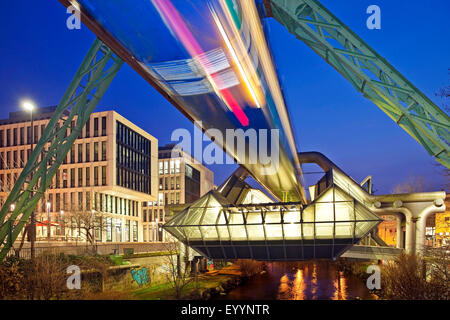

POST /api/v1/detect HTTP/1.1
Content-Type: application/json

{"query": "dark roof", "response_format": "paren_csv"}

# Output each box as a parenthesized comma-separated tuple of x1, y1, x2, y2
(0, 106, 64, 125)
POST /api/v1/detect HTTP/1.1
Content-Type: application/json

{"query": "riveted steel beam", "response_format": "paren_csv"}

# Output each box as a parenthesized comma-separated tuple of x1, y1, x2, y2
(266, 0, 450, 168)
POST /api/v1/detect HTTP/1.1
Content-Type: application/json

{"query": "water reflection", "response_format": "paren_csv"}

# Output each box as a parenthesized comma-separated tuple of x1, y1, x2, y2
(216, 261, 375, 300)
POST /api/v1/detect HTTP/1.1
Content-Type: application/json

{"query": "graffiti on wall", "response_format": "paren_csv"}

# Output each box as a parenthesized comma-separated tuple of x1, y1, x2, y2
(131, 267, 149, 286)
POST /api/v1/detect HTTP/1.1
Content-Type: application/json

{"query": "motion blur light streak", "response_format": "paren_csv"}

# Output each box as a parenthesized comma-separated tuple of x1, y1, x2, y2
(68, 0, 305, 202)
(239, 0, 300, 173)
(210, 2, 263, 109)
(152, 0, 249, 126)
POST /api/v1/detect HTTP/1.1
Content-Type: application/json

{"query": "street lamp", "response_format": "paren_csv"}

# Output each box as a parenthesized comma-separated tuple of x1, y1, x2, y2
(22, 100, 36, 259)
(22, 101, 35, 112)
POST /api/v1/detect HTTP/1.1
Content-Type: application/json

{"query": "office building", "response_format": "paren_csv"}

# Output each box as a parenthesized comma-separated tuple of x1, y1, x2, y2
(142, 144, 214, 242)
(0, 107, 158, 243)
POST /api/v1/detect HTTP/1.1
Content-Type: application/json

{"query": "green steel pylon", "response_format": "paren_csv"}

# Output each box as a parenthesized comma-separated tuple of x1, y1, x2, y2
(0, 38, 123, 261)
(266, 0, 450, 168)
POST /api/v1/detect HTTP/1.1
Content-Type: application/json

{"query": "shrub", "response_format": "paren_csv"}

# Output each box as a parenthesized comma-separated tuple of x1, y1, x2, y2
(0, 253, 116, 300)
(0, 256, 26, 299)
(235, 259, 263, 277)
(380, 250, 450, 300)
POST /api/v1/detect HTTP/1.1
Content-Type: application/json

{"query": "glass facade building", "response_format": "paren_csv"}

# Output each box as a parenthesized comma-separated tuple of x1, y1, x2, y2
(0, 109, 157, 244)
(164, 169, 381, 260)
(116, 121, 152, 194)
(184, 164, 200, 204)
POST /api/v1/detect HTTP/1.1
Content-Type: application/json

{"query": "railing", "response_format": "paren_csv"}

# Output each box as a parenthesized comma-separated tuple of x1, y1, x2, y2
(6, 242, 170, 260)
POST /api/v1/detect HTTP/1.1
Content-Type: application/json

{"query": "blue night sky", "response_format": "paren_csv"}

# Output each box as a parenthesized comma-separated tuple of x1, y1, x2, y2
(0, 0, 448, 194)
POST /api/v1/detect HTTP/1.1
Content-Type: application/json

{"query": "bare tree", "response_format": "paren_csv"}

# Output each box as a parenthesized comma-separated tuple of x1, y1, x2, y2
(434, 162, 450, 191)
(161, 240, 194, 299)
(63, 204, 105, 247)
(392, 175, 426, 194)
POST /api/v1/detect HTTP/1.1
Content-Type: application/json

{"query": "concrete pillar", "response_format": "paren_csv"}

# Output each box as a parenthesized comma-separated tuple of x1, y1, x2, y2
(415, 201, 445, 254)
(396, 215, 404, 249)
(405, 217, 415, 254)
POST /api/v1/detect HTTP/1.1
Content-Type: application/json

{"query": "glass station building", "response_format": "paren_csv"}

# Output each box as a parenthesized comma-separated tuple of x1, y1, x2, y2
(164, 169, 381, 260)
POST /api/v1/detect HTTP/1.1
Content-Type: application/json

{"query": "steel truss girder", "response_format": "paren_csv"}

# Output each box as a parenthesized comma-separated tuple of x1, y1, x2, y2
(0, 38, 123, 261)
(267, 0, 450, 168)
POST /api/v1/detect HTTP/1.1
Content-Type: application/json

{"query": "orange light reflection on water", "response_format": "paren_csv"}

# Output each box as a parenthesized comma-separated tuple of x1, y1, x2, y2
(332, 271, 348, 300)
(292, 269, 306, 300)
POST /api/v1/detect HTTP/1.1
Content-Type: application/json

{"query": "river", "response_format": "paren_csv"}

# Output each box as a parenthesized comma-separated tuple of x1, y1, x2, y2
(216, 260, 376, 300)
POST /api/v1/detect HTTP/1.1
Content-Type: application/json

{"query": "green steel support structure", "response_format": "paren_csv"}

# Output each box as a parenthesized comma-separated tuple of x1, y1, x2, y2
(0, 38, 123, 261)
(265, 0, 450, 168)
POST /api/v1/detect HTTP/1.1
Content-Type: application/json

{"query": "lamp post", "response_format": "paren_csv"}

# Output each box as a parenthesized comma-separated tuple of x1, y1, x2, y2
(8, 204, 15, 247)
(91, 209, 96, 245)
(46, 202, 51, 241)
(60, 210, 65, 241)
(155, 218, 159, 242)
(22, 100, 36, 259)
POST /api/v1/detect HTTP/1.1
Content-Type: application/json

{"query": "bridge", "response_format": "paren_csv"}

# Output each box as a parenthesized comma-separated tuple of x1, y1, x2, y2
(0, 0, 448, 261)
(165, 151, 445, 261)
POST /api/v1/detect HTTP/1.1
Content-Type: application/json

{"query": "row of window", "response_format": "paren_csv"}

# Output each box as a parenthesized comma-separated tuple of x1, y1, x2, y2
(117, 121, 150, 154)
(33, 191, 92, 213)
(159, 176, 181, 190)
(117, 167, 151, 194)
(0, 140, 107, 171)
(185, 164, 200, 204)
(105, 218, 138, 242)
(0, 149, 30, 169)
(7, 191, 140, 218)
(159, 159, 181, 175)
(64, 116, 108, 140)
(95, 192, 139, 217)
(0, 116, 107, 148)
(117, 144, 149, 174)
(0, 166, 105, 192)
(157, 192, 181, 206)
(143, 225, 164, 242)
(0, 124, 44, 147)
(32, 216, 138, 243)
(65, 141, 107, 164)
(142, 208, 165, 223)
(159, 149, 182, 159)
(116, 121, 152, 194)
(47, 166, 107, 189)
(0, 172, 18, 192)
